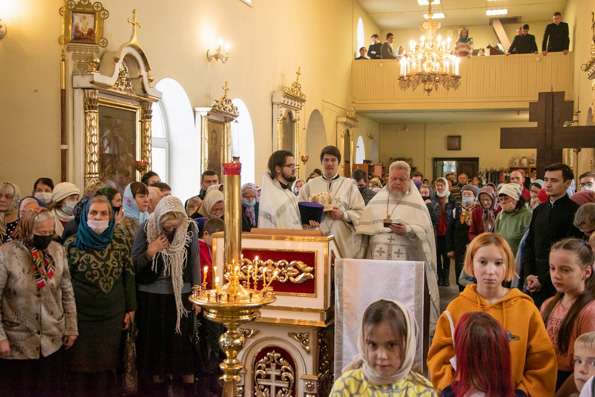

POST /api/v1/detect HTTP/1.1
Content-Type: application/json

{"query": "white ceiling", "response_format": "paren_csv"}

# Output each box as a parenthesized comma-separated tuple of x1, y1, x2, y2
(358, 0, 567, 29)
(361, 109, 530, 123)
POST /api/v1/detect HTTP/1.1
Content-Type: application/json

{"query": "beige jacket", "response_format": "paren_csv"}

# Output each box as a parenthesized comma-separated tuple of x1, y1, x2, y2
(0, 240, 78, 359)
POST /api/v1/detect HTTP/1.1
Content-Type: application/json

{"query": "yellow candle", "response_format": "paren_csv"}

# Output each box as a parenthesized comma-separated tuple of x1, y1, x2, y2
(203, 266, 208, 285)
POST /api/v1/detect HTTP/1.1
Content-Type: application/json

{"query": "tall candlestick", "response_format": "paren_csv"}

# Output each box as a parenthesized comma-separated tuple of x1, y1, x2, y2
(203, 266, 208, 288)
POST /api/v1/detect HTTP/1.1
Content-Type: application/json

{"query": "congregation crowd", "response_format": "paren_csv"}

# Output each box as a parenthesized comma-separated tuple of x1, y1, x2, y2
(355, 12, 570, 60)
(1, 141, 594, 397)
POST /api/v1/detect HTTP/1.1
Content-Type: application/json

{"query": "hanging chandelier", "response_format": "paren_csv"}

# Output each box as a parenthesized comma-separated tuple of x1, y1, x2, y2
(399, 2, 461, 94)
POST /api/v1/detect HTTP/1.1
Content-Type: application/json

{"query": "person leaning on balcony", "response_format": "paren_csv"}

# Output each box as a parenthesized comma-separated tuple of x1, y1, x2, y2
(542, 11, 569, 55)
(355, 47, 369, 60)
(381, 32, 397, 59)
(368, 33, 382, 59)
(508, 24, 538, 54)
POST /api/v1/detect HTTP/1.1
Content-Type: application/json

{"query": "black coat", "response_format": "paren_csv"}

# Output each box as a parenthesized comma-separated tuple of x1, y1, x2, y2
(368, 43, 382, 59)
(521, 195, 582, 306)
(509, 34, 538, 54)
(542, 22, 570, 52)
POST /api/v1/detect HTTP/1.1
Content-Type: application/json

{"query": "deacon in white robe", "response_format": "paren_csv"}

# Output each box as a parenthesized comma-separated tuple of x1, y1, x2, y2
(357, 160, 440, 329)
(258, 150, 302, 229)
(298, 146, 365, 258)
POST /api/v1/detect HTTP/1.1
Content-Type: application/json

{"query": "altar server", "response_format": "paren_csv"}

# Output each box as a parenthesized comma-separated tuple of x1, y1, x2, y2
(258, 150, 302, 229)
(298, 146, 365, 258)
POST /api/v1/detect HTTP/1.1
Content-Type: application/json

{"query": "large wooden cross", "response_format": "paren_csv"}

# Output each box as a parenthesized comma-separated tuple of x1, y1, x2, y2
(500, 91, 595, 177)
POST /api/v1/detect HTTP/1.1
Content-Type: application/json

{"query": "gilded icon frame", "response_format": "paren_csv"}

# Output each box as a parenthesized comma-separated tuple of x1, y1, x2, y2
(60, 0, 109, 47)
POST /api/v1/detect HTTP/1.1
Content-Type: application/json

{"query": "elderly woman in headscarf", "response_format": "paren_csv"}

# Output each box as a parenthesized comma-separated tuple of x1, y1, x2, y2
(242, 183, 259, 231)
(132, 195, 200, 396)
(468, 186, 500, 240)
(494, 183, 532, 256)
(64, 195, 136, 396)
(121, 182, 150, 241)
(430, 177, 456, 286)
(0, 208, 77, 396)
(0, 182, 21, 244)
(196, 189, 225, 234)
(50, 182, 81, 239)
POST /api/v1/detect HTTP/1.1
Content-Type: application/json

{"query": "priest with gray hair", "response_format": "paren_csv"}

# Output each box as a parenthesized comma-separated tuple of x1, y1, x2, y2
(357, 161, 440, 328)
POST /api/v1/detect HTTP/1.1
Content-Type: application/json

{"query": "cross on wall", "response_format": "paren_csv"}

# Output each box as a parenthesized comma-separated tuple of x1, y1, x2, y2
(500, 91, 595, 177)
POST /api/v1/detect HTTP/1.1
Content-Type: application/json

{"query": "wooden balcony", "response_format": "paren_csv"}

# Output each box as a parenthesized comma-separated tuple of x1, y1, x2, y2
(351, 52, 574, 111)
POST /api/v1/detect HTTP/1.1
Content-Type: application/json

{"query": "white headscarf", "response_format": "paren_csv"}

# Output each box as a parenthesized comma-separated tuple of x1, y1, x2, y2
(146, 195, 191, 333)
(199, 189, 224, 218)
(345, 299, 418, 385)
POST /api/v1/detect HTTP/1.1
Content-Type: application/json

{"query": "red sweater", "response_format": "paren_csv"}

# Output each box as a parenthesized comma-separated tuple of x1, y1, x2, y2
(199, 240, 213, 289)
(468, 205, 501, 241)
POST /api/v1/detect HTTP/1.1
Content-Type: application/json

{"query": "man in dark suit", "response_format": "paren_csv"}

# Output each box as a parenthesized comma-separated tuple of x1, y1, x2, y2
(542, 12, 570, 54)
(367, 34, 382, 59)
(522, 163, 583, 307)
(508, 24, 538, 54)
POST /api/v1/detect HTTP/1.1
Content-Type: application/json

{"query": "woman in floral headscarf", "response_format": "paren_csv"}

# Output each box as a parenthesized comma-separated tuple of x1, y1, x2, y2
(132, 195, 200, 396)
(0, 182, 21, 244)
(64, 195, 136, 396)
(121, 182, 150, 241)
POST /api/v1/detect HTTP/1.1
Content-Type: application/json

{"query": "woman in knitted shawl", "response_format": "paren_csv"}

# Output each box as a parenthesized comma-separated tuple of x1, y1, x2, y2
(132, 195, 200, 397)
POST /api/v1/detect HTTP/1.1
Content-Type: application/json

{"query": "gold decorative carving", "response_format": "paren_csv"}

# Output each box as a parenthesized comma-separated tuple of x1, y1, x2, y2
(84, 89, 101, 186)
(317, 327, 334, 397)
(114, 63, 134, 93)
(254, 351, 295, 397)
(301, 375, 319, 397)
(288, 332, 311, 353)
(240, 258, 314, 284)
(210, 81, 239, 118)
(282, 67, 306, 102)
(70, 45, 101, 74)
(126, 9, 141, 47)
(582, 12, 595, 80)
(140, 101, 153, 171)
(239, 327, 259, 339)
(59, 0, 109, 48)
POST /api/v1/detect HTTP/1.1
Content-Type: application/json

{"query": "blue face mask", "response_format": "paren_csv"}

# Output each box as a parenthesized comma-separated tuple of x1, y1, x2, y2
(243, 198, 256, 207)
(462, 196, 475, 207)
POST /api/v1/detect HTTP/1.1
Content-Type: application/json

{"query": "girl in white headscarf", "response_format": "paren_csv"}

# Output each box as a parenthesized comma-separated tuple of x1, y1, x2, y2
(330, 299, 436, 396)
(132, 195, 200, 396)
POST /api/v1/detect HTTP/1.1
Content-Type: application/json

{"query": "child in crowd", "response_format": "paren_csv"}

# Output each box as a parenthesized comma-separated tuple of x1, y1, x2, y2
(428, 233, 557, 396)
(441, 311, 519, 397)
(330, 299, 436, 396)
(541, 238, 595, 391)
(572, 331, 595, 397)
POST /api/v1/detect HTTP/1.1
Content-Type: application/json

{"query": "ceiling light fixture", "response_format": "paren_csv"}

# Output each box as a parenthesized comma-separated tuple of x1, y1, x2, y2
(486, 9, 508, 16)
(399, 1, 461, 94)
(424, 12, 445, 19)
(417, 0, 440, 5)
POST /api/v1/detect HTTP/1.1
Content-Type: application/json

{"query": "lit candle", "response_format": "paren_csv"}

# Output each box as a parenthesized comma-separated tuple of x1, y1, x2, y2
(215, 276, 221, 293)
(203, 266, 208, 286)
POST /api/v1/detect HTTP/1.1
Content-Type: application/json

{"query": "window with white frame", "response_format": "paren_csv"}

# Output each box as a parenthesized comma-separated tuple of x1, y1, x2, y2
(355, 136, 366, 163)
(231, 98, 255, 185)
(356, 17, 365, 56)
(151, 101, 169, 183)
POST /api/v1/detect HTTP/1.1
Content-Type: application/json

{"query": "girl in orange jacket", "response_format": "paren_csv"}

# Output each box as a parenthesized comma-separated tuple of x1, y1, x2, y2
(428, 232, 557, 396)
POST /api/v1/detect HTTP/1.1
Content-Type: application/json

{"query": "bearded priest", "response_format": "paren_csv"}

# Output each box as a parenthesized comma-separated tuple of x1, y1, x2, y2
(357, 160, 440, 328)
(298, 146, 365, 258)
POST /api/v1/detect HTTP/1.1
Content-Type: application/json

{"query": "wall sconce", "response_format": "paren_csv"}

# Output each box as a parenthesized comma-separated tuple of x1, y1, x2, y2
(0, 19, 7, 40)
(207, 38, 231, 63)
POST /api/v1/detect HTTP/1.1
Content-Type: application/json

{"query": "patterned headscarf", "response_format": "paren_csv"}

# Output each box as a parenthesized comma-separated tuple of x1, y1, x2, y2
(123, 183, 149, 224)
(73, 197, 116, 251)
(146, 195, 191, 333)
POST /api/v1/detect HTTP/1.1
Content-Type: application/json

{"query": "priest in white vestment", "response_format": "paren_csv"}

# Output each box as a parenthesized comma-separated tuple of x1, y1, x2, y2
(258, 150, 302, 229)
(357, 160, 440, 328)
(298, 146, 365, 258)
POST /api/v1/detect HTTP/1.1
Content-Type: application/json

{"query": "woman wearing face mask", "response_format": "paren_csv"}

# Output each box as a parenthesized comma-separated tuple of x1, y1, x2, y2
(64, 196, 136, 396)
(494, 184, 532, 257)
(50, 182, 81, 239)
(195, 189, 225, 235)
(121, 182, 150, 242)
(430, 178, 456, 287)
(132, 196, 200, 397)
(0, 182, 21, 244)
(241, 183, 259, 231)
(0, 209, 78, 395)
(32, 177, 54, 208)
(468, 187, 500, 241)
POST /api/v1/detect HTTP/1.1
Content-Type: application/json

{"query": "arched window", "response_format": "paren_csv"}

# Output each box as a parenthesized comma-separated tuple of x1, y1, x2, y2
(153, 78, 200, 200)
(355, 136, 366, 163)
(356, 17, 365, 55)
(231, 98, 255, 185)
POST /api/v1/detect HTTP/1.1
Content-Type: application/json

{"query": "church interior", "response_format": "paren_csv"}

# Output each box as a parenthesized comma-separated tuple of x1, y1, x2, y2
(1, 0, 595, 396)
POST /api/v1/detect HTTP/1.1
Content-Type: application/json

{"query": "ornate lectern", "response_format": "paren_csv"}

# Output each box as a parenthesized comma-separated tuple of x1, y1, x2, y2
(211, 230, 340, 397)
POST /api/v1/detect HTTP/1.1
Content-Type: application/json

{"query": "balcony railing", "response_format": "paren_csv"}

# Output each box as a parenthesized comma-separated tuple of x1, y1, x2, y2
(352, 52, 574, 111)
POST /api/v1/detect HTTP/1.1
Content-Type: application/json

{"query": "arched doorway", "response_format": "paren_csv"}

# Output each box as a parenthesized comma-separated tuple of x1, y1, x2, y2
(231, 98, 256, 185)
(305, 110, 326, 176)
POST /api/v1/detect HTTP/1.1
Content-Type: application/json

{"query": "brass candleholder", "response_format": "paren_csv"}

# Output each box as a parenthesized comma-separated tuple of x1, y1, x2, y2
(189, 161, 277, 397)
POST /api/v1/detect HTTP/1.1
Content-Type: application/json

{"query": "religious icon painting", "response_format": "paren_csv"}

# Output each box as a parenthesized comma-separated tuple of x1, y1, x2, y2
(59, 0, 109, 47)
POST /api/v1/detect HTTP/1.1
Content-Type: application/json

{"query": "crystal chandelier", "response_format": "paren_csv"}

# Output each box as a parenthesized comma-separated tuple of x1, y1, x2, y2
(399, 2, 461, 94)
